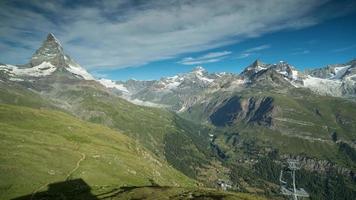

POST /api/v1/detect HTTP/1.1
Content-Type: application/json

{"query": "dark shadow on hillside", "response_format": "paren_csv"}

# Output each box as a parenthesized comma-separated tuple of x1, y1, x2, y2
(12, 178, 99, 200)
(97, 179, 165, 199)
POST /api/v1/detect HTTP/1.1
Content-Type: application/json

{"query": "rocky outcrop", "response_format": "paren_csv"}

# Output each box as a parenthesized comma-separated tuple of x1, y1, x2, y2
(210, 96, 243, 126)
(31, 33, 66, 68)
(209, 96, 274, 127)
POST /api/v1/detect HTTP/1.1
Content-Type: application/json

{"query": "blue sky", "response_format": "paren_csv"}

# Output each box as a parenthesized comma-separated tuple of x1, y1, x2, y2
(0, 0, 356, 80)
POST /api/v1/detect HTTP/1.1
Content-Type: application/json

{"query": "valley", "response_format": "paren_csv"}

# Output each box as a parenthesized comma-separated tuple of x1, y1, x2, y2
(0, 33, 355, 200)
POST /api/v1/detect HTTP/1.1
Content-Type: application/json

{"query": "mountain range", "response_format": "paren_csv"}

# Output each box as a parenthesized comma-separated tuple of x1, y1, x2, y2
(111, 58, 356, 111)
(1, 34, 355, 200)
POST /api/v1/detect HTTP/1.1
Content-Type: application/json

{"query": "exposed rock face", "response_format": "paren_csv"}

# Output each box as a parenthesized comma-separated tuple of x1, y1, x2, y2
(246, 97, 274, 125)
(210, 96, 242, 126)
(31, 33, 66, 67)
(210, 96, 274, 127)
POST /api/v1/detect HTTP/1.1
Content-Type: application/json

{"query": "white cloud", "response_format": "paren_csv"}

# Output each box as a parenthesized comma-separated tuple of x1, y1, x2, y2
(291, 50, 311, 55)
(332, 44, 356, 53)
(0, 0, 353, 69)
(179, 51, 231, 65)
(237, 53, 251, 59)
(245, 45, 271, 53)
(237, 44, 270, 59)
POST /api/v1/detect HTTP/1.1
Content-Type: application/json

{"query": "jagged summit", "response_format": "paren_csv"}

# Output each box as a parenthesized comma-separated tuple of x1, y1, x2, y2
(31, 33, 65, 67)
(252, 59, 264, 67)
(241, 59, 268, 78)
(46, 33, 60, 44)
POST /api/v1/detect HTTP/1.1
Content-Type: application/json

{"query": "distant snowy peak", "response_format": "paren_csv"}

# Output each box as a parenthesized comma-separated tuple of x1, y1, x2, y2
(241, 60, 268, 78)
(308, 61, 356, 80)
(156, 75, 184, 90)
(151, 66, 217, 91)
(273, 61, 300, 81)
(302, 60, 356, 97)
(186, 66, 216, 83)
(241, 60, 302, 83)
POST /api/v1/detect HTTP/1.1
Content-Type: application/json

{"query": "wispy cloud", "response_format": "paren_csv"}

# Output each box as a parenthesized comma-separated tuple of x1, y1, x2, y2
(245, 45, 271, 53)
(0, 0, 355, 69)
(179, 51, 231, 65)
(237, 53, 251, 59)
(237, 44, 270, 59)
(291, 49, 310, 55)
(332, 44, 356, 52)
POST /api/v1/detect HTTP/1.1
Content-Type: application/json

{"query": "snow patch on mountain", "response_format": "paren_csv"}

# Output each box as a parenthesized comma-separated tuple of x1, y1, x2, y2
(98, 79, 129, 93)
(158, 75, 184, 90)
(332, 65, 351, 79)
(303, 76, 343, 96)
(256, 65, 267, 72)
(191, 66, 215, 83)
(63, 56, 94, 80)
(66, 64, 94, 80)
(9, 77, 24, 82)
(291, 70, 299, 80)
(0, 62, 57, 77)
(129, 98, 167, 108)
(197, 74, 214, 83)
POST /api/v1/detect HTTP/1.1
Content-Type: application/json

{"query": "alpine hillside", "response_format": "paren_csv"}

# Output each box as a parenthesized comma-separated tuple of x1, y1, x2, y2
(1, 34, 355, 200)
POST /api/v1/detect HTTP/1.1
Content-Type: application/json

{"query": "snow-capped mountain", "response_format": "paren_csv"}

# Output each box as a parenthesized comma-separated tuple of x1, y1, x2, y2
(0, 33, 355, 111)
(148, 66, 219, 92)
(115, 59, 355, 111)
(240, 60, 268, 78)
(238, 59, 355, 97)
(242, 60, 302, 84)
(303, 60, 356, 97)
(307, 60, 356, 80)
(0, 33, 94, 81)
(103, 67, 231, 108)
(114, 66, 237, 110)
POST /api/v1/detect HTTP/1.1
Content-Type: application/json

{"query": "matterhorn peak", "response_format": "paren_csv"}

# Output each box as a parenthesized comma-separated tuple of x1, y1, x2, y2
(31, 33, 65, 67)
(46, 33, 62, 46)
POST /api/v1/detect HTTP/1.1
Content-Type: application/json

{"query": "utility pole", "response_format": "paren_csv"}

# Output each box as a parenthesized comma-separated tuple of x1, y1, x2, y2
(280, 159, 309, 200)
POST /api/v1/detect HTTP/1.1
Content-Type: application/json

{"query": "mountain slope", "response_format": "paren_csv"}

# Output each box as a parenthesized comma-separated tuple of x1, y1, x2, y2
(0, 34, 217, 188)
(181, 87, 356, 160)
(177, 91, 356, 198)
(0, 104, 196, 200)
